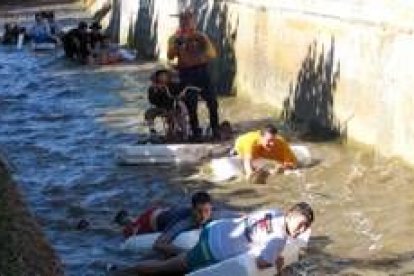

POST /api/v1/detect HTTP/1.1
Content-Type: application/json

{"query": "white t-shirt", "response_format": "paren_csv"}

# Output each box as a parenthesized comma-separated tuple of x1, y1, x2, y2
(207, 209, 287, 264)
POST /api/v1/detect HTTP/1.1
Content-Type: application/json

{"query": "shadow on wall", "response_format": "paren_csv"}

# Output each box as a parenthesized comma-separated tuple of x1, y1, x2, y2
(130, 0, 159, 60)
(106, 0, 121, 43)
(91, 1, 112, 23)
(182, 0, 238, 95)
(282, 37, 342, 141)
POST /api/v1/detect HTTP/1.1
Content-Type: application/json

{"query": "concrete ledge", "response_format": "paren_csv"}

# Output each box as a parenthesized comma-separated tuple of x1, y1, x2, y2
(0, 161, 63, 275)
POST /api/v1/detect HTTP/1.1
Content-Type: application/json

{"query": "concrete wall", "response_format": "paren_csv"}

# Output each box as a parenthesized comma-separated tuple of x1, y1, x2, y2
(87, 0, 414, 165)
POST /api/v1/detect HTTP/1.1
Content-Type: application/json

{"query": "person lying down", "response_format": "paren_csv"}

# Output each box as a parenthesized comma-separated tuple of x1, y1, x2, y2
(116, 202, 314, 275)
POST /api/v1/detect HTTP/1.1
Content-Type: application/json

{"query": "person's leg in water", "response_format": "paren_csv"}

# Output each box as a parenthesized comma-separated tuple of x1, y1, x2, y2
(115, 207, 162, 238)
(115, 226, 216, 275)
(115, 253, 187, 275)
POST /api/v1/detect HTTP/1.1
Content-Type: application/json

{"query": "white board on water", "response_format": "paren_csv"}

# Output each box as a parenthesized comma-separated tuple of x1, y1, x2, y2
(116, 144, 216, 165)
(121, 228, 311, 275)
(187, 229, 311, 276)
(210, 145, 312, 182)
(32, 42, 56, 51)
(121, 229, 201, 254)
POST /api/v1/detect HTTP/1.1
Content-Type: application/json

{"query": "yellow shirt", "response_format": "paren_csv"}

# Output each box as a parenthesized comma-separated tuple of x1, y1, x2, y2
(235, 131, 297, 166)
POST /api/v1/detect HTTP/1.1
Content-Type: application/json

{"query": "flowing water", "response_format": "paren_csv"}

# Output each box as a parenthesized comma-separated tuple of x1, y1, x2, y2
(1, 43, 414, 276)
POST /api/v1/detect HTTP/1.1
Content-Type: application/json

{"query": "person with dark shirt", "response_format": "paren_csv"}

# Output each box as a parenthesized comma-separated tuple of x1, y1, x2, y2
(144, 69, 183, 136)
(88, 21, 106, 63)
(117, 191, 213, 257)
(62, 21, 89, 62)
(2, 23, 18, 45)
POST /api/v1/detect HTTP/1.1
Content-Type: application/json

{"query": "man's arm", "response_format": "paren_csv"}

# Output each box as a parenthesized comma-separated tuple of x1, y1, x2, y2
(255, 238, 285, 271)
(256, 257, 272, 269)
(201, 33, 217, 60)
(167, 36, 178, 60)
(153, 236, 183, 257)
(281, 140, 298, 169)
(153, 219, 191, 257)
(243, 155, 255, 180)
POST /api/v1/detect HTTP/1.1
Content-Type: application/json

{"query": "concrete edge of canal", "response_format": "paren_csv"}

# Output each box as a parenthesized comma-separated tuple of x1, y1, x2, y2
(0, 157, 63, 276)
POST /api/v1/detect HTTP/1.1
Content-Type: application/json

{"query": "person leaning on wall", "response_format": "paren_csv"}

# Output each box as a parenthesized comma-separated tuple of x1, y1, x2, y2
(167, 9, 219, 141)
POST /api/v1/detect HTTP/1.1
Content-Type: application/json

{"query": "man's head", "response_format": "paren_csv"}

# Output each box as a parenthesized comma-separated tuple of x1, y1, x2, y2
(35, 13, 42, 23)
(90, 22, 102, 33)
(178, 9, 196, 33)
(285, 202, 314, 238)
(78, 21, 88, 32)
(46, 11, 55, 22)
(151, 69, 171, 85)
(191, 191, 212, 225)
(260, 124, 278, 150)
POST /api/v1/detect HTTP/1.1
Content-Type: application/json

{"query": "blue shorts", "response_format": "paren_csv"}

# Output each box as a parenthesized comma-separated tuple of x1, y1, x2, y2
(186, 226, 217, 272)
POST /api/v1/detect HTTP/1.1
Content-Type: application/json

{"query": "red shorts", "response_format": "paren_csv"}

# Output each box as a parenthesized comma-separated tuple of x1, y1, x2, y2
(123, 207, 158, 238)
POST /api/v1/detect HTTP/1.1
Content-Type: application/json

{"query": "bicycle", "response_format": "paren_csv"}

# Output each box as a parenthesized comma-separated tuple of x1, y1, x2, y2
(164, 85, 201, 142)
(145, 85, 201, 143)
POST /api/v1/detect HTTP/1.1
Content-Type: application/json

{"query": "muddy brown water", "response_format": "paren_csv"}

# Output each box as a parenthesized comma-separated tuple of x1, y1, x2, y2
(1, 42, 414, 276)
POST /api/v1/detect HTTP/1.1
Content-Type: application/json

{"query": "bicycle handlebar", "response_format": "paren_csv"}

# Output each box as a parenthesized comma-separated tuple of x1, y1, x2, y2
(178, 86, 202, 98)
(155, 85, 202, 100)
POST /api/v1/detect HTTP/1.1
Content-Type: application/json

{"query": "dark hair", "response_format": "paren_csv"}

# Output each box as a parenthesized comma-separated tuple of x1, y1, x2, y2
(40, 11, 49, 18)
(289, 202, 314, 226)
(78, 21, 88, 30)
(261, 124, 278, 136)
(179, 9, 194, 20)
(89, 21, 102, 30)
(191, 191, 211, 207)
(150, 69, 171, 83)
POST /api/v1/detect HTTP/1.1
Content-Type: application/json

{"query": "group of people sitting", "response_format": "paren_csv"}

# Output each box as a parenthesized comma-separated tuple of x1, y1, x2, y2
(1, 11, 61, 46)
(62, 21, 132, 65)
(1, 12, 131, 65)
(1, 22, 25, 45)
(114, 191, 314, 275)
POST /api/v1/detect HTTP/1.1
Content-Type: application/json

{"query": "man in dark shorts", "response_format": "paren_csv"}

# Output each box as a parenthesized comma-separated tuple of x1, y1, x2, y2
(117, 191, 213, 257)
(167, 10, 219, 140)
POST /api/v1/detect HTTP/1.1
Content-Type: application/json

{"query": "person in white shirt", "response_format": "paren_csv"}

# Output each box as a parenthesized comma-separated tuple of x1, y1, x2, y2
(117, 202, 314, 275)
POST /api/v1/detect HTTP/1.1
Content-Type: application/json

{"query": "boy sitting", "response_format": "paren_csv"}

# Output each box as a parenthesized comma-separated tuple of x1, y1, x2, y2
(144, 69, 183, 138)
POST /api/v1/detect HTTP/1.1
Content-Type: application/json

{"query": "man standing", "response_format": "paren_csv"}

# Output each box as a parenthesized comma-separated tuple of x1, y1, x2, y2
(167, 10, 219, 140)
